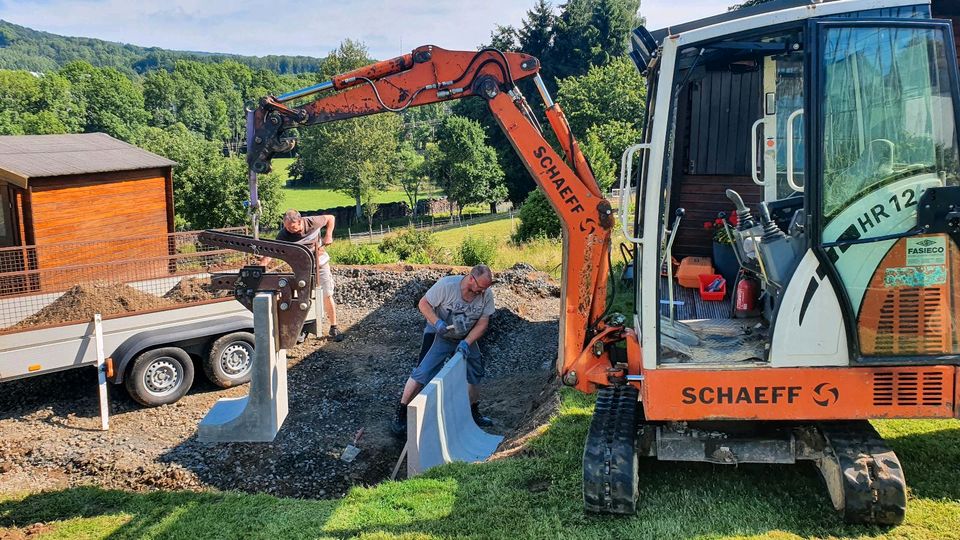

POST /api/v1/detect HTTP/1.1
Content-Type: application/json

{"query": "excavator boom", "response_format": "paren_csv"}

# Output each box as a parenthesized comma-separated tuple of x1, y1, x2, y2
(246, 46, 621, 392)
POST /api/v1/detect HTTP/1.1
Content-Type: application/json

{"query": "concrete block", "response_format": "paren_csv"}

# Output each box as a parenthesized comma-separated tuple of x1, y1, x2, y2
(407, 352, 503, 477)
(198, 292, 288, 442)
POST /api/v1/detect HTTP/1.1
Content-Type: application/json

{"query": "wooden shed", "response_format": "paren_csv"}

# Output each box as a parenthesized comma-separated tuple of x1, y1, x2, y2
(0, 133, 176, 292)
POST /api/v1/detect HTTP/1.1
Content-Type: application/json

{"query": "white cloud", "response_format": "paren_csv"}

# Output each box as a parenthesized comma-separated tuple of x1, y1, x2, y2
(0, 0, 530, 59)
(0, 0, 735, 60)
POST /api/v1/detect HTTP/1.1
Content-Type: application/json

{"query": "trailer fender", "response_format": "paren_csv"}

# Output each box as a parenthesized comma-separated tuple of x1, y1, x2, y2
(109, 316, 254, 384)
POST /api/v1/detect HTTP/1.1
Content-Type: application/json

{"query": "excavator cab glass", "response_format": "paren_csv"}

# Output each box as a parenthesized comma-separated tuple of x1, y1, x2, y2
(812, 19, 960, 359)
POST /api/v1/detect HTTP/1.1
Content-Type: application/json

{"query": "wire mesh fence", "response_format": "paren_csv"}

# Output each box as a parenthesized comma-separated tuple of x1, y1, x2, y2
(0, 228, 253, 332)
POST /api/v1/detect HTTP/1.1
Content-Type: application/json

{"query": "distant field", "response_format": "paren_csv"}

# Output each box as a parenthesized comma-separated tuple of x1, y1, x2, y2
(274, 157, 441, 211)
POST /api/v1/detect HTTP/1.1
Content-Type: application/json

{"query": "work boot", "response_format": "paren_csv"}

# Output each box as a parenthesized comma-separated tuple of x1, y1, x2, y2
(329, 325, 345, 342)
(471, 402, 494, 428)
(391, 402, 407, 437)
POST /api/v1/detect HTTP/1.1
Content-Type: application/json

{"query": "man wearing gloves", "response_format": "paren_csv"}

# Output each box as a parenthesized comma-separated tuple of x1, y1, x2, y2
(391, 264, 496, 436)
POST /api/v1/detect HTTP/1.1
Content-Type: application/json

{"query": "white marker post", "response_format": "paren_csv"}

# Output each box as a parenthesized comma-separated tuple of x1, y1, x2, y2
(93, 313, 109, 431)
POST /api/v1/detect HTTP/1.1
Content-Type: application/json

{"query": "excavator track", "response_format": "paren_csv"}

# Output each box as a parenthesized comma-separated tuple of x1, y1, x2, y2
(583, 385, 640, 514)
(816, 421, 907, 526)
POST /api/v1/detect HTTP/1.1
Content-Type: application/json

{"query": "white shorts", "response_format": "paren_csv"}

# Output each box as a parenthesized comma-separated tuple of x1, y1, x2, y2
(317, 263, 334, 297)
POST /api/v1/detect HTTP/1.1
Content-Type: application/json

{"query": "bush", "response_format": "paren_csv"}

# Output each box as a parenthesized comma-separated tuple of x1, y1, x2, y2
(379, 227, 436, 262)
(512, 189, 561, 243)
(459, 235, 498, 267)
(332, 244, 398, 265)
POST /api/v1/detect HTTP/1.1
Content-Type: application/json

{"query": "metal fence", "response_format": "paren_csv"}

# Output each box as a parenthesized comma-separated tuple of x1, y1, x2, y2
(346, 213, 496, 243)
(0, 228, 252, 332)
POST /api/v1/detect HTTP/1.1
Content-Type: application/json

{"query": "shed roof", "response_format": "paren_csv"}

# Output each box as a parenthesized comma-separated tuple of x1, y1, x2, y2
(0, 133, 176, 188)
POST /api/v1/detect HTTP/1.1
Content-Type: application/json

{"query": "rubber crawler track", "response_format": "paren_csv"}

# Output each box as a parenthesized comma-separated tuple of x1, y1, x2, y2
(583, 385, 640, 514)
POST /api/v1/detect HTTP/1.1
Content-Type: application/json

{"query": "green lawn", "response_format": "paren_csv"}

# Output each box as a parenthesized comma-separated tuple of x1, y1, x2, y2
(275, 158, 441, 211)
(1, 390, 957, 539)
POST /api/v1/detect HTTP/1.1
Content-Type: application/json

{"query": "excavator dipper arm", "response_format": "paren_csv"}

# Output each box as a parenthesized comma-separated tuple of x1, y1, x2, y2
(247, 45, 622, 392)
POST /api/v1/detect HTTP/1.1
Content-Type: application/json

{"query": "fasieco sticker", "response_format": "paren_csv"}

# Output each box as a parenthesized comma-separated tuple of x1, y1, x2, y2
(905, 237, 946, 266)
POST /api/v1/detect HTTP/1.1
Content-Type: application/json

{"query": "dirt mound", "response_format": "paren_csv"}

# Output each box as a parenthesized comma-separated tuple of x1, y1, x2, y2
(163, 277, 229, 303)
(16, 281, 172, 328)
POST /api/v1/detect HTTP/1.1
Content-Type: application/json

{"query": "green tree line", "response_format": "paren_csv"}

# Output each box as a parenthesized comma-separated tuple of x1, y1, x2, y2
(0, 20, 323, 76)
(0, 0, 649, 237)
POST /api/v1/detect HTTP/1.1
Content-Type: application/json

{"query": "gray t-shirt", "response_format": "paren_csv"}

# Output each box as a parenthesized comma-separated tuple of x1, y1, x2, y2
(424, 275, 495, 340)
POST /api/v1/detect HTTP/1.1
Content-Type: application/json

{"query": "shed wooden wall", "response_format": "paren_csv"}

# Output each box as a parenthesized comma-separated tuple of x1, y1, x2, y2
(27, 167, 173, 290)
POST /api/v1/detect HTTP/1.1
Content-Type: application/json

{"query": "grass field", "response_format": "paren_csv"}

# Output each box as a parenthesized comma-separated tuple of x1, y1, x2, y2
(1, 390, 957, 539)
(275, 158, 442, 211)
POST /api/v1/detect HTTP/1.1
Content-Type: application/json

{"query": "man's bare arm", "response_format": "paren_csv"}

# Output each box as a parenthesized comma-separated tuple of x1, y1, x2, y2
(418, 296, 441, 326)
(463, 316, 489, 345)
(322, 214, 335, 245)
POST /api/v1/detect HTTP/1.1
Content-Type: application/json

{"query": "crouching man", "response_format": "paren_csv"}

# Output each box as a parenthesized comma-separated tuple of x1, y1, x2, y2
(392, 264, 496, 436)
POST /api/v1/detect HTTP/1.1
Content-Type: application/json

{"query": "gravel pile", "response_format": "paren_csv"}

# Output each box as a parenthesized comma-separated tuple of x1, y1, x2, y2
(14, 281, 173, 328)
(0, 265, 562, 499)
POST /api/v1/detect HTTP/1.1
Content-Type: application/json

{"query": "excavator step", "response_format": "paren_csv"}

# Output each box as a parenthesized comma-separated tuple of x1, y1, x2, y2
(583, 385, 640, 514)
(816, 421, 907, 526)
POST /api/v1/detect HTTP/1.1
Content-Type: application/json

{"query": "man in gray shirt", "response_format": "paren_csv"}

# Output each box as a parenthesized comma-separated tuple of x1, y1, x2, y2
(392, 264, 496, 435)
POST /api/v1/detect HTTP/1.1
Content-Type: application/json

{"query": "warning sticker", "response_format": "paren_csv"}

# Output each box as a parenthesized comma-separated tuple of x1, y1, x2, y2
(905, 237, 946, 266)
(884, 265, 947, 288)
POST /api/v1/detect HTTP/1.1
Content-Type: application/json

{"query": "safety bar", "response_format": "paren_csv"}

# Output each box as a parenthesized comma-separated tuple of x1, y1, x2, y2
(619, 143, 650, 244)
(750, 118, 766, 186)
(786, 109, 804, 193)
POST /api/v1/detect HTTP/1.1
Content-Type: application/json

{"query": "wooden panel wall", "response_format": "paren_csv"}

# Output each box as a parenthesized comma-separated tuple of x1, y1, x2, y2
(672, 175, 763, 258)
(28, 168, 172, 288)
(687, 69, 761, 176)
(671, 68, 763, 258)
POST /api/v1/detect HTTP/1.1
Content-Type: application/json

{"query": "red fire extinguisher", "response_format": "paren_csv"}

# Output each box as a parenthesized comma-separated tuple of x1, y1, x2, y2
(733, 271, 760, 318)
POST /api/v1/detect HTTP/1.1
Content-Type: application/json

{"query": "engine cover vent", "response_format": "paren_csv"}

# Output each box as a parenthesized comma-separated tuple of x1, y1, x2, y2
(873, 370, 946, 407)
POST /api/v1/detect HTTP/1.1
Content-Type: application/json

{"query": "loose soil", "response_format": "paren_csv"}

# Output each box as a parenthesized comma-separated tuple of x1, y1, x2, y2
(0, 264, 561, 499)
(14, 281, 173, 328)
(162, 277, 230, 303)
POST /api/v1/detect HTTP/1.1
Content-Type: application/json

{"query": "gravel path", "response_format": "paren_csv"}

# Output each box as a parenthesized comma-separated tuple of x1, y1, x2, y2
(0, 265, 560, 499)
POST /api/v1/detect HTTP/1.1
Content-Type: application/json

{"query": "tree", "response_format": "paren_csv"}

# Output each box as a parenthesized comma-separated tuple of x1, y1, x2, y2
(729, 0, 773, 10)
(60, 61, 148, 141)
(291, 113, 404, 217)
(518, 0, 556, 61)
(320, 39, 373, 78)
(486, 25, 520, 52)
(581, 130, 617, 192)
(556, 56, 646, 174)
(132, 124, 283, 230)
(428, 116, 506, 219)
(513, 188, 562, 242)
(394, 142, 426, 218)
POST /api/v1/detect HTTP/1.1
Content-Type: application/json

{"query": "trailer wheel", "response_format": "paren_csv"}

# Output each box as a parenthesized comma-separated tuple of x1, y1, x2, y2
(125, 347, 195, 407)
(204, 332, 254, 388)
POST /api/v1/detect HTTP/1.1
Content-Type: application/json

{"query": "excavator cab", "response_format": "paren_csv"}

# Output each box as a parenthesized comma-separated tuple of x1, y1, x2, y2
(626, 0, 960, 371)
(594, 0, 960, 525)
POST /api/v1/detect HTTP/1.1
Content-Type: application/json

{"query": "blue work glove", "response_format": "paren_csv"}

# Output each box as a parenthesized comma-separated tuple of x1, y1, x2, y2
(433, 319, 448, 335)
(456, 340, 471, 357)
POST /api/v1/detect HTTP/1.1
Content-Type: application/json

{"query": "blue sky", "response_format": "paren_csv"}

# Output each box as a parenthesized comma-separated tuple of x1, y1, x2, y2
(0, 0, 734, 59)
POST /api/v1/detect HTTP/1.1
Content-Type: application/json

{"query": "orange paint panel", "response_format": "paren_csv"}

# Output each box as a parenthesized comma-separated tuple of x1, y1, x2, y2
(641, 365, 956, 421)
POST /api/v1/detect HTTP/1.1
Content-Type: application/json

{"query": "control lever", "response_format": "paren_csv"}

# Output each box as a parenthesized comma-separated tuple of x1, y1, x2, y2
(759, 202, 786, 241)
(725, 189, 756, 230)
(664, 208, 684, 322)
(199, 230, 316, 349)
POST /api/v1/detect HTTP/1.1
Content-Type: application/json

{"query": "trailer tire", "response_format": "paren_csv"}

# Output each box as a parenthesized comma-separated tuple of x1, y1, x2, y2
(204, 332, 254, 388)
(125, 347, 195, 407)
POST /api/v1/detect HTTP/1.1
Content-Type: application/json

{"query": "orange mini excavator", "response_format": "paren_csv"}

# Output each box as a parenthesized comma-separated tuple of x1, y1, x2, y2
(245, 0, 960, 525)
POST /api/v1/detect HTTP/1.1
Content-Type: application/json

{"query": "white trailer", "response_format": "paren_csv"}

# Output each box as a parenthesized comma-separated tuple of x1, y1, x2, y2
(0, 229, 320, 408)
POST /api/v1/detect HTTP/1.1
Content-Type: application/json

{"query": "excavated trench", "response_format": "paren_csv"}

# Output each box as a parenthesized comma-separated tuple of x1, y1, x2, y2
(0, 264, 562, 498)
